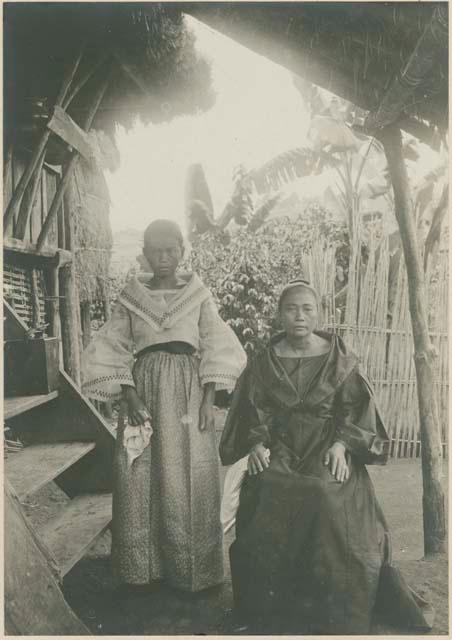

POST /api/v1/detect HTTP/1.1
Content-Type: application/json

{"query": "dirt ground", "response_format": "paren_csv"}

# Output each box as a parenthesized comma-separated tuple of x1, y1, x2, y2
(55, 453, 449, 636)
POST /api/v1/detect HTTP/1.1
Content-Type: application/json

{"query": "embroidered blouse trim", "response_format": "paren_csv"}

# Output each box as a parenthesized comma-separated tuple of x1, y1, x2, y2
(118, 273, 211, 330)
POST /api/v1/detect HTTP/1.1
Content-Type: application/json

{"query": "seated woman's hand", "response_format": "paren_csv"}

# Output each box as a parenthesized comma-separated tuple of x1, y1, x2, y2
(324, 441, 350, 483)
(248, 443, 271, 475)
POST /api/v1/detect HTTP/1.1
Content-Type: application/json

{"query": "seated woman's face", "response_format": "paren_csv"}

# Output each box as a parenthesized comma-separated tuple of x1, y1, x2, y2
(279, 288, 318, 338)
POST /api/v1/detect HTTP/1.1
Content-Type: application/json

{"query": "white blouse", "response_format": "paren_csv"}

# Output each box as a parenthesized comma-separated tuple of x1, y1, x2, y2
(81, 272, 247, 401)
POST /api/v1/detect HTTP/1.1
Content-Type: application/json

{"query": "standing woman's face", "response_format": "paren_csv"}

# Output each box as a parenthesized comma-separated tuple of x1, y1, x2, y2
(143, 237, 183, 278)
(279, 288, 318, 338)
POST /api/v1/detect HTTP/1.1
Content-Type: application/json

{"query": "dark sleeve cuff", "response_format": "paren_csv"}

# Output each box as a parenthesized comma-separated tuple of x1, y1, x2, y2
(247, 424, 270, 449)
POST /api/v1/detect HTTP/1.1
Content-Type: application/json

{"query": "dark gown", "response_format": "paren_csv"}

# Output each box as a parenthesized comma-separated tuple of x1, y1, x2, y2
(220, 331, 433, 634)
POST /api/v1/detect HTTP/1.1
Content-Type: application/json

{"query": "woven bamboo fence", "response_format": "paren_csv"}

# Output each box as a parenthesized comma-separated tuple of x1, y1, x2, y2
(300, 229, 448, 459)
(3, 263, 47, 328)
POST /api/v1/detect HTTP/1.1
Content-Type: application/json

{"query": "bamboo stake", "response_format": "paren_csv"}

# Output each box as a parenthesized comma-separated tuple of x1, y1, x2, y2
(62, 55, 108, 110)
(60, 263, 81, 386)
(114, 52, 151, 96)
(37, 68, 112, 251)
(30, 269, 41, 329)
(80, 302, 92, 349)
(60, 180, 81, 385)
(4, 143, 13, 182)
(14, 150, 46, 240)
(3, 48, 84, 230)
(47, 262, 62, 352)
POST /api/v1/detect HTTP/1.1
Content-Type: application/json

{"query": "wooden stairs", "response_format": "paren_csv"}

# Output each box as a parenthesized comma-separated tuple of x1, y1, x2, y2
(4, 302, 116, 634)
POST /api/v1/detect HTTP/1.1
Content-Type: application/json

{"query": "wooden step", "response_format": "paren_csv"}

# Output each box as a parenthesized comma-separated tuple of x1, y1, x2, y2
(5, 441, 96, 500)
(4, 392, 59, 420)
(38, 493, 112, 577)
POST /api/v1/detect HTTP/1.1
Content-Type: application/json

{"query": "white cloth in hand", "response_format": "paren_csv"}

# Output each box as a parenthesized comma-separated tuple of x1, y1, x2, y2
(123, 420, 153, 468)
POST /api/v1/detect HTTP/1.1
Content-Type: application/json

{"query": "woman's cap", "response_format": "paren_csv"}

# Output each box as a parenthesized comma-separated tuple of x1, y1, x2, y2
(144, 219, 184, 248)
(278, 278, 319, 308)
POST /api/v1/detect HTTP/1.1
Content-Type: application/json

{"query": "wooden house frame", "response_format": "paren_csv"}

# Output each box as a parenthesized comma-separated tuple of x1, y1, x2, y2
(3, 4, 214, 633)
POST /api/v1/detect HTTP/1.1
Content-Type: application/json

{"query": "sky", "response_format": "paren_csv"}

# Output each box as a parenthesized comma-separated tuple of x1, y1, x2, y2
(105, 16, 310, 233)
(105, 16, 442, 238)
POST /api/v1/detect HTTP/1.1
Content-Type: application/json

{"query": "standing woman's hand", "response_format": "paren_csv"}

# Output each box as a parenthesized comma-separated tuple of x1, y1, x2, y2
(199, 400, 215, 432)
(199, 382, 216, 431)
(123, 386, 151, 425)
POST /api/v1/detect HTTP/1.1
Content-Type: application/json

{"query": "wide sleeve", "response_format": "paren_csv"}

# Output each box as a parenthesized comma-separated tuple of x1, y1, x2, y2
(334, 367, 390, 465)
(81, 301, 135, 401)
(198, 296, 247, 391)
(219, 364, 272, 465)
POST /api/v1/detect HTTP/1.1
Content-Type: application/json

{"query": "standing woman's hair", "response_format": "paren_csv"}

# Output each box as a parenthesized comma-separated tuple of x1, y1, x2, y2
(143, 219, 184, 250)
(278, 278, 320, 310)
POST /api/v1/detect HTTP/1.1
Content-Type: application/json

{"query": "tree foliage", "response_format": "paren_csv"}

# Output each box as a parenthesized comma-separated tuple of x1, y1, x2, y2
(186, 204, 348, 353)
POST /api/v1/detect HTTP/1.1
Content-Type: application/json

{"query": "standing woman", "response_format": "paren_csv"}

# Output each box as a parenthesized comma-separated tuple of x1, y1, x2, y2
(82, 219, 246, 592)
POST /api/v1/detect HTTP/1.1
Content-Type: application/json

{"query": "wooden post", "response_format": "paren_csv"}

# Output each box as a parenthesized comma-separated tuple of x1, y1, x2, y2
(37, 69, 112, 251)
(60, 184, 81, 386)
(15, 150, 46, 240)
(379, 124, 445, 555)
(48, 266, 61, 341)
(3, 48, 84, 230)
(80, 301, 92, 350)
(60, 263, 81, 387)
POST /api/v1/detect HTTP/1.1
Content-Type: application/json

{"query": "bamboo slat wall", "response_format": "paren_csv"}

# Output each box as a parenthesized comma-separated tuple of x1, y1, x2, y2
(301, 231, 448, 458)
(3, 264, 47, 328)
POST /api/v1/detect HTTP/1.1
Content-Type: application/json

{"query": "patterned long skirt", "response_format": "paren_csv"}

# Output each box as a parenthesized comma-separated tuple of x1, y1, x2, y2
(111, 351, 224, 592)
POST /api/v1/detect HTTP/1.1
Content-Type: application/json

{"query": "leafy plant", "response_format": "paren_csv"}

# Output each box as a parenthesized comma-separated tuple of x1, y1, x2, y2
(185, 205, 349, 354)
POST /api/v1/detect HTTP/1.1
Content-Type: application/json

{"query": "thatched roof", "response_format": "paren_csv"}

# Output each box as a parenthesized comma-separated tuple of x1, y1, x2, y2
(4, 3, 214, 145)
(71, 161, 113, 304)
(4, 3, 216, 305)
(185, 2, 448, 144)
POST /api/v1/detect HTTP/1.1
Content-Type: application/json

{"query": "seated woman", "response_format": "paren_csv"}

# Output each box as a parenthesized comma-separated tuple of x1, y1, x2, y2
(220, 279, 433, 634)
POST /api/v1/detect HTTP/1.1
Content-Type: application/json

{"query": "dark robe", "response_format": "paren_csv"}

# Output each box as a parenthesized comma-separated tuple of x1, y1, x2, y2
(220, 331, 433, 634)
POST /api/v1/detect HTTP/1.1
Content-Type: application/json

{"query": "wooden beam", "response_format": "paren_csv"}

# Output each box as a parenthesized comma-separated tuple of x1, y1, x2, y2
(62, 55, 108, 110)
(114, 51, 150, 95)
(378, 124, 445, 556)
(3, 237, 72, 264)
(3, 48, 84, 231)
(113, 51, 158, 108)
(37, 70, 112, 251)
(14, 150, 46, 240)
(47, 106, 97, 161)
